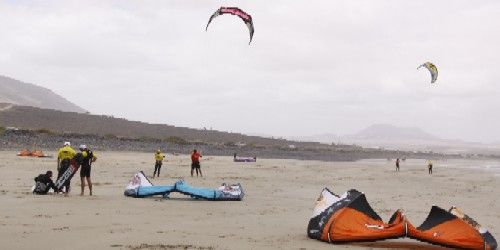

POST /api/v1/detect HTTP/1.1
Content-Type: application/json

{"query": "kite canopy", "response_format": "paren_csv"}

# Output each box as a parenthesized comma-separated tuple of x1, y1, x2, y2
(307, 188, 407, 243)
(418, 62, 438, 83)
(407, 206, 497, 250)
(31, 150, 48, 157)
(234, 157, 257, 162)
(17, 149, 49, 157)
(233, 154, 257, 162)
(308, 188, 497, 249)
(17, 149, 31, 156)
(206, 7, 254, 44)
(124, 171, 244, 201)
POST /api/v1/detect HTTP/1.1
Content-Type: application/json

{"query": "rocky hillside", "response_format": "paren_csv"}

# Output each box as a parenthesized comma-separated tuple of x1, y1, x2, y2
(0, 75, 86, 113)
(0, 106, 471, 160)
(0, 104, 335, 148)
(0, 128, 455, 162)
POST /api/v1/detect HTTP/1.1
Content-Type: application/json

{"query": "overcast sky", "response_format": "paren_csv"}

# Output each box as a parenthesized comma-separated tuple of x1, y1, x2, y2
(1, 1, 499, 142)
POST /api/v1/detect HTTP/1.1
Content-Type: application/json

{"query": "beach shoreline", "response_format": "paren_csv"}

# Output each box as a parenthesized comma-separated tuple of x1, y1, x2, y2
(0, 151, 498, 249)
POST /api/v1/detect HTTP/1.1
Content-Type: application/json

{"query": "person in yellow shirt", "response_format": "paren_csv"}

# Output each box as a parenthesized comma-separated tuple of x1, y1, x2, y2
(57, 141, 76, 194)
(78, 145, 97, 196)
(427, 160, 433, 175)
(153, 149, 165, 178)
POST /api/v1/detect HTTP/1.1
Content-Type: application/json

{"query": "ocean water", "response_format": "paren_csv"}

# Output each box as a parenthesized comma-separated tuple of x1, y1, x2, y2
(357, 158, 500, 176)
(438, 159, 500, 173)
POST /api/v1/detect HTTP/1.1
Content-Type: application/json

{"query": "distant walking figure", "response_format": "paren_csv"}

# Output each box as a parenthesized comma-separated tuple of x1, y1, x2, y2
(153, 149, 165, 178)
(427, 160, 433, 174)
(395, 158, 400, 171)
(191, 149, 203, 177)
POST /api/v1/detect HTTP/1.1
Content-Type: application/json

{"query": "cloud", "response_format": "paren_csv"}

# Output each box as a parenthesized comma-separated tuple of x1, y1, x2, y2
(0, 0, 499, 142)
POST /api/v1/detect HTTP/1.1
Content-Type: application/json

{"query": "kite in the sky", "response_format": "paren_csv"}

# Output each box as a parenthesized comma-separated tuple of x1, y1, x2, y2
(418, 62, 438, 83)
(206, 7, 254, 44)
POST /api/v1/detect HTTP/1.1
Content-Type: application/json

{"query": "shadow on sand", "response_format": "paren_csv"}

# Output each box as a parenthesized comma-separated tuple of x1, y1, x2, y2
(352, 241, 450, 249)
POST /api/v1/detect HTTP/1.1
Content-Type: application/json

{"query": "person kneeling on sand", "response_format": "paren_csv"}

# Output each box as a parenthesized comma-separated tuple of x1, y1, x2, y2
(34, 171, 58, 195)
(191, 149, 203, 177)
(79, 145, 97, 196)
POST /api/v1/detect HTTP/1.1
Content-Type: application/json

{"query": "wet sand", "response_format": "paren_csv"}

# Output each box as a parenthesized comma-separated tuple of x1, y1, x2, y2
(0, 151, 498, 249)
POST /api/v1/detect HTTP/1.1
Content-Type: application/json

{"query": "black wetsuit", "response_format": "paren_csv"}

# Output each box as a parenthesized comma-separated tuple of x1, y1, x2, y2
(34, 174, 57, 194)
(80, 150, 94, 178)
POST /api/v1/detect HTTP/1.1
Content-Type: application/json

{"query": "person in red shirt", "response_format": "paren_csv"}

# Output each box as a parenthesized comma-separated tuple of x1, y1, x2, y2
(191, 149, 203, 177)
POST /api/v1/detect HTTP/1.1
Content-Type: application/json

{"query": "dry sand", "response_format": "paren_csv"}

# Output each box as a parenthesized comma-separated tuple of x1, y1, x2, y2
(0, 151, 498, 250)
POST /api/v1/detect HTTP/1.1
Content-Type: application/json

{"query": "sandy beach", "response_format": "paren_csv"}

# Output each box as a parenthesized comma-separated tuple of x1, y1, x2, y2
(0, 151, 498, 250)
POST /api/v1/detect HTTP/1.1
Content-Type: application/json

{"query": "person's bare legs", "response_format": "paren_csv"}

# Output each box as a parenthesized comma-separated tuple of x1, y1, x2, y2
(64, 184, 70, 197)
(191, 168, 194, 177)
(80, 177, 85, 196)
(199, 168, 203, 177)
(86, 177, 92, 196)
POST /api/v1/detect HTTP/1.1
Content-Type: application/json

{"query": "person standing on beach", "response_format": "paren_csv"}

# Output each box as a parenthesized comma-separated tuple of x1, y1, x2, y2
(57, 141, 76, 194)
(191, 149, 203, 177)
(427, 160, 433, 174)
(395, 158, 400, 171)
(153, 149, 165, 178)
(79, 145, 97, 196)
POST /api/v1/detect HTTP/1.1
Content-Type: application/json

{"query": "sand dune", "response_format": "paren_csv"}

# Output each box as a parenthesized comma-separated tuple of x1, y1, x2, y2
(0, 151, 498, 249)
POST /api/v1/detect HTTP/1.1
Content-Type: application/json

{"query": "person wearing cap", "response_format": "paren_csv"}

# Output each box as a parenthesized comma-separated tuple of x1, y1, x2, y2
(33, 171, 58, 195)
(57, 142, 76, 194)
(78, 145, 97, 196)
(153, 149, 165, 178)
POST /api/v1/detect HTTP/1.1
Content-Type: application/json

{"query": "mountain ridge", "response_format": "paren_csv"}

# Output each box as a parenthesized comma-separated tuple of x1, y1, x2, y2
(346, 124, 439, 141)
(290, 124, 500, 154)
(0, 75, 86, 113)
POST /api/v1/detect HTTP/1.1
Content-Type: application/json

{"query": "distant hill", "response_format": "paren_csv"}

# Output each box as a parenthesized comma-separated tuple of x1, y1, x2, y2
(289, 124, 437, 145)
(0, 104, 330, 148)
(347, 124, 438, 141)
(0, 105, 489, 159)
(288, 133, 340, 145)
(0, 75, 86, 113)
(291, 124, 500, 155)
(0, 105, 458, 161)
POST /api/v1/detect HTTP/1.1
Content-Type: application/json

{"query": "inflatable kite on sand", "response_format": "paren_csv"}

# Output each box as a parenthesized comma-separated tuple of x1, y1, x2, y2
(17, 149, 51, 158)
(408, 206, 497, 249)
(308, 188, 497, 249)
(124, 171, 244, 201)
(307, 188, 407, 243)
(233, 153, 257, 162)
(234, 157, 256, 162)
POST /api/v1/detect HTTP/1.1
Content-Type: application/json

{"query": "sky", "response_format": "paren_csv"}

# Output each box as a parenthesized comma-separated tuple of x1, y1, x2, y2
(1, 0, 499, 143)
